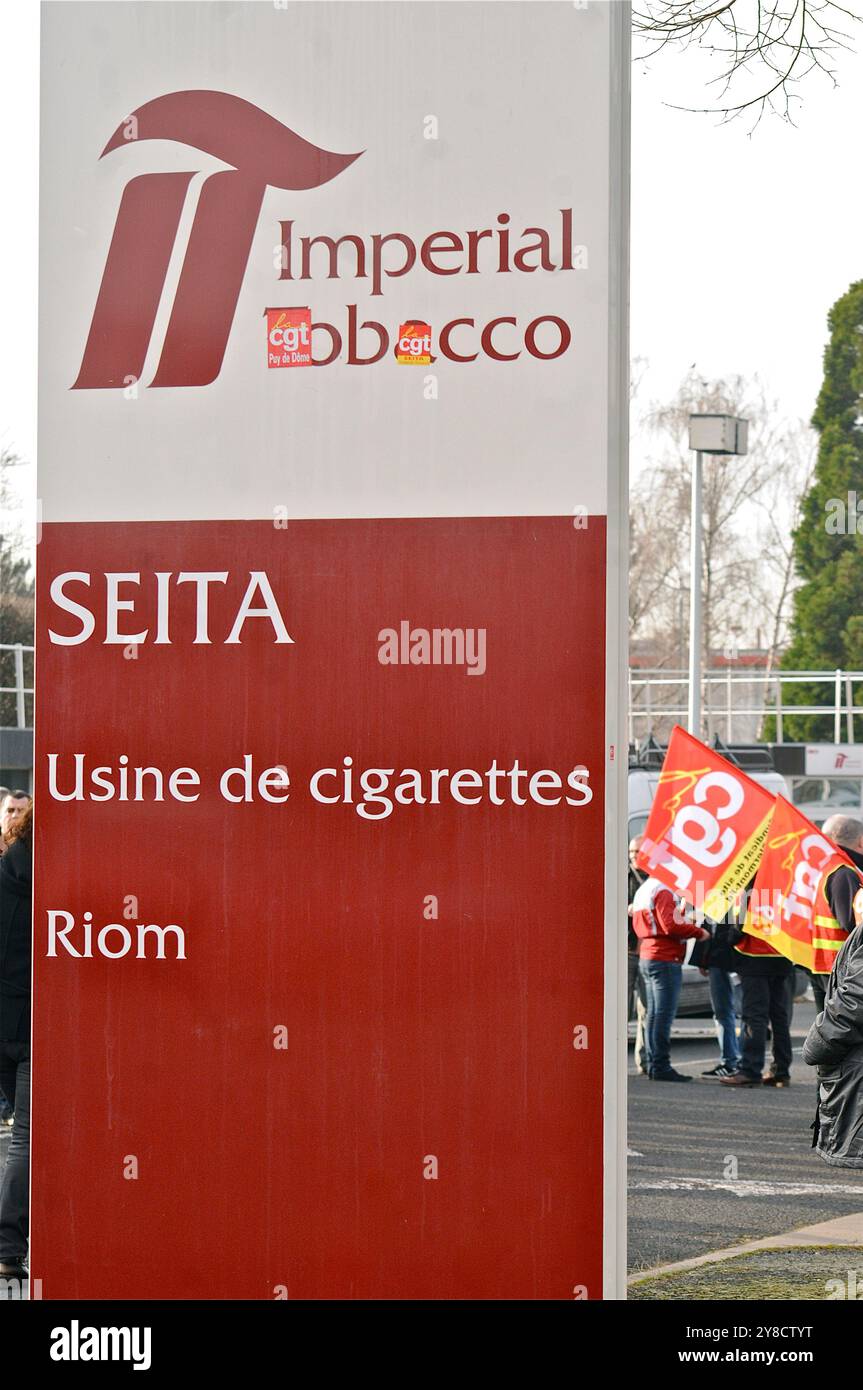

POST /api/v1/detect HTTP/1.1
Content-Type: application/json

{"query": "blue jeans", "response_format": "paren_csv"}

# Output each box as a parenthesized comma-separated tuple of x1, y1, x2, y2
(639, 959, 682, 1076)
(0, 1044, 30, 1265)
(709, 967, 741, 1070)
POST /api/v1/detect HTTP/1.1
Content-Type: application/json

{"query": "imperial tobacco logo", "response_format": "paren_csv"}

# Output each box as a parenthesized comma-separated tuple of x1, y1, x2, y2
(73, 90, 360, 390)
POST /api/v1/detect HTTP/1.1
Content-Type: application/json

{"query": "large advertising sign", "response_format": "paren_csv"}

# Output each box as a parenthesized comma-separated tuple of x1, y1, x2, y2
(36, 0, 629, 1299)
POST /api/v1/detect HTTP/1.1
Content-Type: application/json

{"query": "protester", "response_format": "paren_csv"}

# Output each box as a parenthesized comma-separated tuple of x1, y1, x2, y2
(693, 912, 741, 1079)
(632, 875, 709, 1082)
(0, 792, 10, 1127)
(0, 802, 32, 1277)
(627, 835, 648, 1075)
(721, 923, 794, 1089)
(803, 896, 863, 1168)
(807, 814, 863, 1013)
(0, 790, 31, 855)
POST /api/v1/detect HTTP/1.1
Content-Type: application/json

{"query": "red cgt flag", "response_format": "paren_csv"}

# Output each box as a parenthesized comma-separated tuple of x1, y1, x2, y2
(743, 796, 855, 972)
(636, 726, 775, 921)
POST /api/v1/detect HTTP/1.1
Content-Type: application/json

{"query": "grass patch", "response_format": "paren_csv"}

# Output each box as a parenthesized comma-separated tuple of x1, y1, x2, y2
(629, 1246, 863, 1301)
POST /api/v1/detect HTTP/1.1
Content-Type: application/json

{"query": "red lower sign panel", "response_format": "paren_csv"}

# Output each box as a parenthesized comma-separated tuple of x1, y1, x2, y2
(32, 516, 605, 1300)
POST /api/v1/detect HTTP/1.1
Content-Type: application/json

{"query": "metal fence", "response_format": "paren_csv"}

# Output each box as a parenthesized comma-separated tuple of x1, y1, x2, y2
(629, 668, 863, 746)
(0, 643, 34, 729)
(4, 648, 863, 746)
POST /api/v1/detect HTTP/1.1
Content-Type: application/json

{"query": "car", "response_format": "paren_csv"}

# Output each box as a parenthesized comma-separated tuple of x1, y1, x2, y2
(627, 764, 791, 848)
(628, 936, 713, 1021)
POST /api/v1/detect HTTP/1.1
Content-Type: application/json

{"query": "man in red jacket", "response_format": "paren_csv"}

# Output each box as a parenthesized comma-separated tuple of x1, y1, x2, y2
(632, 876, 710, 1082)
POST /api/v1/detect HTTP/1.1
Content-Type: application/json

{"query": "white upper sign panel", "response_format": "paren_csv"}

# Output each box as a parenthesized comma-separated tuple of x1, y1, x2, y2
(805, 745, 863, 777)
(39, 0, 618, 522)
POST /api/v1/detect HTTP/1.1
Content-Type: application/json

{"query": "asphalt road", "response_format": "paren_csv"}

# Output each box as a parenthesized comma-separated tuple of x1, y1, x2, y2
(628, 1001, 863, 1272)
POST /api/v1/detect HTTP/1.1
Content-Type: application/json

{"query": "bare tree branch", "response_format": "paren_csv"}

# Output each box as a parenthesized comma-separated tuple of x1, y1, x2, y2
(633, 0, 862, 124)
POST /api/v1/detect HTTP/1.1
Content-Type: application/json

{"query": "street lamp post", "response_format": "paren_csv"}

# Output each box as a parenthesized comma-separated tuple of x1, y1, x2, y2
(688, 448, 703, 737)
(686, 414, 749, 738)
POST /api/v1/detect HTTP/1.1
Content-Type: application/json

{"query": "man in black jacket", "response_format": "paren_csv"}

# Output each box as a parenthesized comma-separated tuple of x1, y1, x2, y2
(0, 809, 32, 1278)
(811, 815, 863, 1012)
(0, 790, 30, 854)
(694, 916, 742, 1078)
(721, 933, 795, 1088)
(803, 916, 863, 1168)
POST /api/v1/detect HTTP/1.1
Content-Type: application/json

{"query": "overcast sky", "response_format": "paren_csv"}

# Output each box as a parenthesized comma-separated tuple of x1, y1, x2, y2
(2, 1, 862, 482)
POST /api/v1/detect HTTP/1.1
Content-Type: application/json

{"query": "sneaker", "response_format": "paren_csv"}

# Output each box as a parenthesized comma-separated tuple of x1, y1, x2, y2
(701, 1064, 739, 1079)
(651, 1069, 692, 1083)
(762, 1073, 791, 1088)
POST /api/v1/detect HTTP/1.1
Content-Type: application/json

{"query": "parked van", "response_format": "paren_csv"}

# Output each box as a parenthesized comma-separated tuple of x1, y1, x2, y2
(627, 766, 790, 847)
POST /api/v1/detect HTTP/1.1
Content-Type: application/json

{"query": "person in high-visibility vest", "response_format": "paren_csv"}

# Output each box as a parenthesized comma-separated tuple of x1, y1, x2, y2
(810, 815, 863, 1013)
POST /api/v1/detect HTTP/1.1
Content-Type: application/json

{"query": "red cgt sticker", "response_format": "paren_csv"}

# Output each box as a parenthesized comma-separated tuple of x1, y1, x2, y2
(265, 307, 312, 368)
(396, 319, 432, 365)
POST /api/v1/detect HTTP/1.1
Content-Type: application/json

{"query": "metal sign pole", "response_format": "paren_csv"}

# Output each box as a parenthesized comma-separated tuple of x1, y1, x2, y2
(688, 450, 703, 737)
